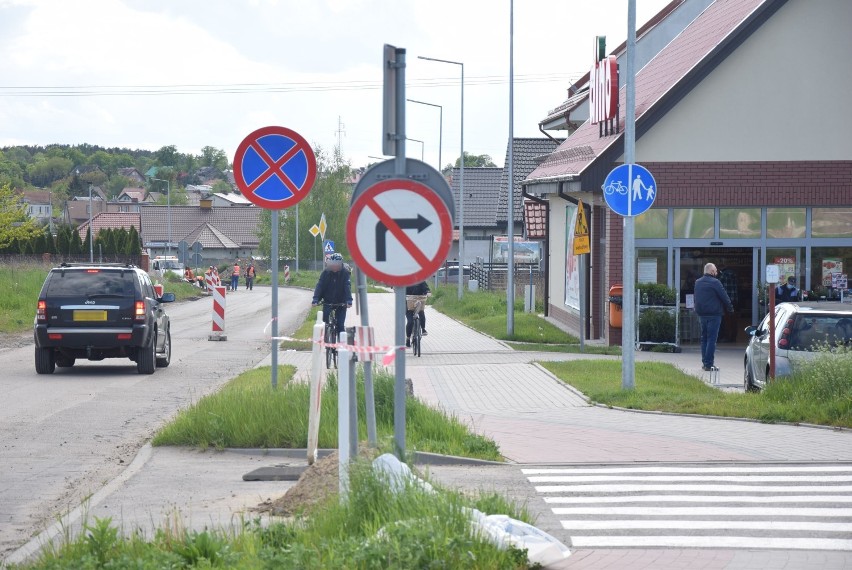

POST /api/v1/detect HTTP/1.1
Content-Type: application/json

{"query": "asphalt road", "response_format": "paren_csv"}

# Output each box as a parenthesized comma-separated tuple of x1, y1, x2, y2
(0, 285, 312, 560)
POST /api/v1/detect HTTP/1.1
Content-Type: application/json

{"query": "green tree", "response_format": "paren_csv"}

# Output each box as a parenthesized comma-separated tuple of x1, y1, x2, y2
(0, 182, 42, 250)
(70, 226, 83, 255)
(155, 145, 180, 167)
(55, 225, 71, 255)
(444, 152, 497, 173)
(113, 227, 127, 254)
(106, 175, 133, 199)
(43, 225, 56, 254)
(83, 226, 92, 257)
(257, 146, 352, 267)
(26, 156, 74, 187)
(211, 180, 232, 194)
(199, 146, 229, 170)
(127, 225, 141, 255)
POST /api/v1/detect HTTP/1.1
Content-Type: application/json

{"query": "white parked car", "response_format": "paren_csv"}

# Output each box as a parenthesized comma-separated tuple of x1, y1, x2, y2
(743, 302, 852, 391)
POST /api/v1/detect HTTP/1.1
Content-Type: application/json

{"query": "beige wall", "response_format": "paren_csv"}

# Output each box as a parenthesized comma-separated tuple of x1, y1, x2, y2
(634, 0, 852, 162)
(548, 200, 568, 316)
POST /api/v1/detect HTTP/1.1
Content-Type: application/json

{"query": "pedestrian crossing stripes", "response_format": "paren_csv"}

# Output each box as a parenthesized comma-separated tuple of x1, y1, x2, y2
(522, 463, 852, 551)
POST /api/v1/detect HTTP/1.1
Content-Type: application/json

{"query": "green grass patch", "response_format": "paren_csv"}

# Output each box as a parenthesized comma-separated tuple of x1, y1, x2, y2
(430, 284, 577, 344)
(541, 355, 852, 428)
(0, 262, 47, 333)
(20, 463, 536, 570)
(153, 365, 502, 460)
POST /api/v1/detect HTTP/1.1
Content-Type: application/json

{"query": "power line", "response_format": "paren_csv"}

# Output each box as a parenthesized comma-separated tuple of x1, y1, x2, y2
(0, 72, 585, 97)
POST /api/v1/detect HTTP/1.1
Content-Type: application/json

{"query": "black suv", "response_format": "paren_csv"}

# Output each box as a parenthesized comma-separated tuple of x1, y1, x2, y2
(34, 263, 175, 375)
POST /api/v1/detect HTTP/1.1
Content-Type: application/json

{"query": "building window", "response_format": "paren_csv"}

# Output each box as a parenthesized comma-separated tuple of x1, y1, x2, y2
(673, 208, 714, 239)
(810, 247, 850, 298)
(635, 209, 668, 239)
(719, 208, 760, 238)
(766, 208, 806, 239)
(637, 248, 667, 284)
(812, 207, 852, 238)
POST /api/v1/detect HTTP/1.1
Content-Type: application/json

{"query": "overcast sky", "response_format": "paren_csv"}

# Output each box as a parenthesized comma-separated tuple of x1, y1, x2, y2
(0, 0, 671, 169)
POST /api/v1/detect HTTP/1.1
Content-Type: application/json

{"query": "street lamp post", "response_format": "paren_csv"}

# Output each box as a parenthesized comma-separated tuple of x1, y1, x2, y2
(418, 55, 464, 300)
(406, 138, 425, 161)
(88, 183, 94, 262)
(151, 178, 171, 255)
(406, 99, 442, 172)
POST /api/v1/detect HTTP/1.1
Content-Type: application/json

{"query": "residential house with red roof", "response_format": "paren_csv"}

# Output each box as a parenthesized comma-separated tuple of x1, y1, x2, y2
(524, 0, 852, 345)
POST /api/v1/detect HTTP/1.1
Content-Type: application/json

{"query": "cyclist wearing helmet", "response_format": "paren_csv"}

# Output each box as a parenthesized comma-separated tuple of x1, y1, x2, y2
(312, 253, 353, 335)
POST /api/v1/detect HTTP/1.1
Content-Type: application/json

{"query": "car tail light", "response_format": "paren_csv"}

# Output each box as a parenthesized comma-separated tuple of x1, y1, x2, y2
(779, 338, 789, 347)
(48, 333, 62, 340)
(117, 333, 132, 340)
(134, 301, 146, 322)
(37, 300, 46, 322)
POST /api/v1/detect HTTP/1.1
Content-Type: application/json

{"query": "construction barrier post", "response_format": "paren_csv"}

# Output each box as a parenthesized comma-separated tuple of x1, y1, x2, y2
(208, 285, 227, 341)
(307, 319, 325, 465)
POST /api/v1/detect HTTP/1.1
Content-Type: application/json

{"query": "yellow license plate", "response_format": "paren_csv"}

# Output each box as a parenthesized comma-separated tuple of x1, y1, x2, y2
(73, 310, 107, 322)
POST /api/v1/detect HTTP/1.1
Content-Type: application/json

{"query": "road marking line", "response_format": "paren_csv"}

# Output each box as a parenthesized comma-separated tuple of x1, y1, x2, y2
(536, 484, 852, 493)
(545, 494, 852, 504)
(551, 506, 852, 517)
(568, 536, 852, 550)
(527, 475, 852, 483)
(560, 520, 852, 531)
(522, 465, 852, 475)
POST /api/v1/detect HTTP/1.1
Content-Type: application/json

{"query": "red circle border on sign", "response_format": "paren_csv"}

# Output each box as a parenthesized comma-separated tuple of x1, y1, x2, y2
(346, 178, 453, 287)
(233, 126, 317, 210)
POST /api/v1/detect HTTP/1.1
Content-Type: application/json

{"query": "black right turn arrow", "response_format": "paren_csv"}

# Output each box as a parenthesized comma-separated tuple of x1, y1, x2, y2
(375, 214, 432, 261)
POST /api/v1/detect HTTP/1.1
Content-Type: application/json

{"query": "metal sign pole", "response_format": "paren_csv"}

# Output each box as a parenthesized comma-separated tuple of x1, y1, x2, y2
(392, 46, 408, 458)
(507, 0, 515, 336)
(622, 0, 637, 391)
(271, 209, 279, 388)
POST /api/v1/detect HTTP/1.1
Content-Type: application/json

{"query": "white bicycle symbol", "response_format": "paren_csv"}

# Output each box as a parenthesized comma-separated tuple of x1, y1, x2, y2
(604, 180, 628, 195)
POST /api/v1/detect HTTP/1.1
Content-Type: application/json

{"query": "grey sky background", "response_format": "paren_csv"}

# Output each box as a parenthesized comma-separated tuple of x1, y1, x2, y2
(0, 0, 670, 168)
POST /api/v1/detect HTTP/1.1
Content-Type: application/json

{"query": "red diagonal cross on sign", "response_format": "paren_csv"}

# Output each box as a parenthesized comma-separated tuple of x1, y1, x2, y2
(245, 142, 302, 195)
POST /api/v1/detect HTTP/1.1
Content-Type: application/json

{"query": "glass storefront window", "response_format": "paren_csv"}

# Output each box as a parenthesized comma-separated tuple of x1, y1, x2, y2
(637, 248, 667, 284)
(767, 208, 806, 239)
(673, 208, 714, 239)
(719, 208, 760, 238)
(635, 209, 668, 239)
(812, 208, 852, 238)
(810, 247, 851, 300)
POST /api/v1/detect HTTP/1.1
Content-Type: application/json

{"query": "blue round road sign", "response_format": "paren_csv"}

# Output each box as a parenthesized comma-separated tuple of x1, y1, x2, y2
(233, 126, 317, 210)
(602, 163, 657, 217)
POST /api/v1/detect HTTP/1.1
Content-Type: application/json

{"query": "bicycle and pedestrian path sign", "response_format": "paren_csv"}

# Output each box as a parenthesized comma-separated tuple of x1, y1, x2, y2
(602, 163, 657, 217)
(233, 126, 317, 210)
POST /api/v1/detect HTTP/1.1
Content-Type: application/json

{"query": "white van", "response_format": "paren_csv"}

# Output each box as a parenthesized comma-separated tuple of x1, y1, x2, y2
(150, 256, 185, 282)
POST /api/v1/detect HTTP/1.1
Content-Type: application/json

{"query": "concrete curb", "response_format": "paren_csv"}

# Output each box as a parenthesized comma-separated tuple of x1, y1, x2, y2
(225, 448, 506, 466)
(6, 444, 154, 567)
(530, 362, 852, 433)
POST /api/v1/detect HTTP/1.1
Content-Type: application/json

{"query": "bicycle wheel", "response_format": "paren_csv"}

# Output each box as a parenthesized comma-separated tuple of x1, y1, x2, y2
(325, 322, 335, 369)
(412, 317, 422, 357)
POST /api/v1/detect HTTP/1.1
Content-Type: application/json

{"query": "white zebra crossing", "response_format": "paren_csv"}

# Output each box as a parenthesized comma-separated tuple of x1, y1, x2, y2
(522, 463, 852, 550)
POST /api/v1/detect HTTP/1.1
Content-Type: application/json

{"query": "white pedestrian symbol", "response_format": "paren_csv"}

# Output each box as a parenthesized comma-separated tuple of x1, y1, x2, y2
(632, 174, 654, 201)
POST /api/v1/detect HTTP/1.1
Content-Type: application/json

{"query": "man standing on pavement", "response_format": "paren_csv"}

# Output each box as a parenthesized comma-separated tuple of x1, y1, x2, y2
(245, 262, 255, 290)
(230, 261, 241, 292)
(694, 262, 734, 371)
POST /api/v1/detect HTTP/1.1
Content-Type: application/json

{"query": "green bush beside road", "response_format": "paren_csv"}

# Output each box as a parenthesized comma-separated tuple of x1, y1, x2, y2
(542, 354, 852, 428)
(153, 365, 502, 460)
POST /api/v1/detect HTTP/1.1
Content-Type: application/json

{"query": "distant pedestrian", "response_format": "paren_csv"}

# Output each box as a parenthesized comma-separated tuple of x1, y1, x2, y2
(245, 262, 256, 290)
(693, 262, 734, 372)
(231, 261, 241, 291)
(776, 276, 799, 303)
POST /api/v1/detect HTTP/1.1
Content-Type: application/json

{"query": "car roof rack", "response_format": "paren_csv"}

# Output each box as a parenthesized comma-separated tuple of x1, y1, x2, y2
(57, 262, 137, 268)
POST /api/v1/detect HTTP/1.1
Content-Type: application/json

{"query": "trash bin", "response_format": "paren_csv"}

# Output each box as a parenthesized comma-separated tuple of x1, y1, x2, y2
(609, 285, 623, 328)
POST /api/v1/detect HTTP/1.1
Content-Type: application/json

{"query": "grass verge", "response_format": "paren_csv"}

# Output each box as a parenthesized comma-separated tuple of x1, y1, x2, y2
(21, 463, 536, 570)
(541, 350, 852, 427)
(506, 341, 621, 355)
(430, 284, 578, 344)
(153, 365, 502, 460)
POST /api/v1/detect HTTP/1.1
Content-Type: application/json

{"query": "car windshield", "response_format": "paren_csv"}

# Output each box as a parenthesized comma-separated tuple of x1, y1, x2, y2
(787, 313, 852, 350)
(45, 271, 135, 297)
(161, 261, 182, 270)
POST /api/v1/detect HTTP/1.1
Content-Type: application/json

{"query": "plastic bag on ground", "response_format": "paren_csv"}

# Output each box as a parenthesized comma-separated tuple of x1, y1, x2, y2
(468, 508, 571, 566)
(372, 453, 435, 494)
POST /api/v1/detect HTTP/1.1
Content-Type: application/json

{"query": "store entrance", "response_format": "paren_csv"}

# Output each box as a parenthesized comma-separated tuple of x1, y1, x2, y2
(679, 247, 753, 345)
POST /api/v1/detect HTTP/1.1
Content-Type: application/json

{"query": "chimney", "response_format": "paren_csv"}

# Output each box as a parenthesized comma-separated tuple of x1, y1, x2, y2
(200, 198, 213, 210)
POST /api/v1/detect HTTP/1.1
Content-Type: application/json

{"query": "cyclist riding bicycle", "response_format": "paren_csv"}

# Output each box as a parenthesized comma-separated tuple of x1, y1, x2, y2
(405, 280, 430, 348)
(311, 253, 352, 336)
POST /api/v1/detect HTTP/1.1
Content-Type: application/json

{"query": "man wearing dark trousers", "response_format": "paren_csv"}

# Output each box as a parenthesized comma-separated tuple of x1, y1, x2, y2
(405, 280, 430, 347)
(694, 262, 734, 371)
